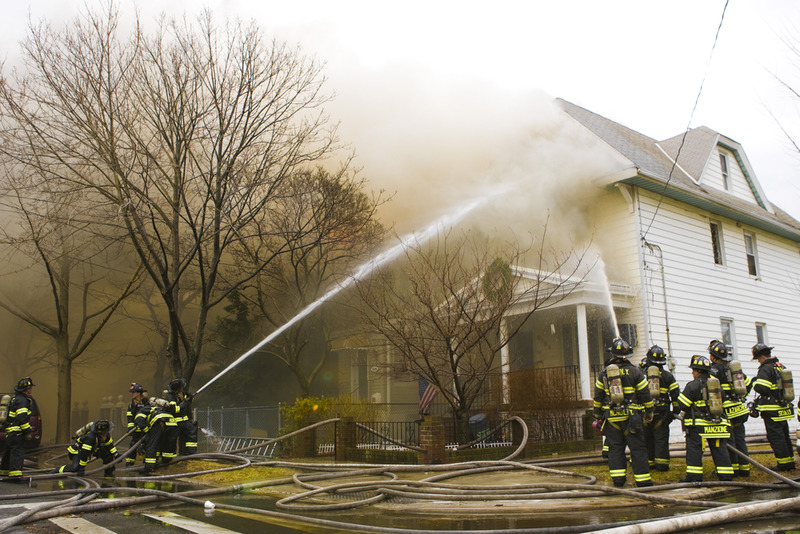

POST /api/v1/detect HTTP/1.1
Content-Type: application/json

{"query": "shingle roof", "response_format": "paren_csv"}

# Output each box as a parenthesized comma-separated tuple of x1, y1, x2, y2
(556, 99, 800, 241)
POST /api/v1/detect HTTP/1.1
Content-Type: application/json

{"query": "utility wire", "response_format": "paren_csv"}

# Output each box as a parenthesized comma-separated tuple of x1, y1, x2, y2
(641, 0, 730, 239)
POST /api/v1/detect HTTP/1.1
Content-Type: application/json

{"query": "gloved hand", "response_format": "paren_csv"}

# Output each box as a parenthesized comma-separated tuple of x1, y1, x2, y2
(644, 412, 654, 424)
(185, 392, 194, 402)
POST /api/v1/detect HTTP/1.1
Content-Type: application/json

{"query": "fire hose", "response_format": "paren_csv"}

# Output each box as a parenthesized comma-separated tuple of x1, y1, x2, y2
(6, 418, 800, 533)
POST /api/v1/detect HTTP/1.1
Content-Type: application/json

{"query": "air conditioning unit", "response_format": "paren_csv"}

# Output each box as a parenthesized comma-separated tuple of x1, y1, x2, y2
(618, 324, 638, 347)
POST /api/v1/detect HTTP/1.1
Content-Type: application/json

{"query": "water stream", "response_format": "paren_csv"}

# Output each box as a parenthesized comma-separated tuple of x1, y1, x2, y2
(594, 254, 620, 338)
(197, 193, 500, 394)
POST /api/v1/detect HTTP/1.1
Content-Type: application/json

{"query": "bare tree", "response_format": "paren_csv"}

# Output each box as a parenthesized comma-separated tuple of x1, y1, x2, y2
(0, 168, 142, 441)
(767, 32, 800, 159)
(0, 4, 346, 386)
(234, 165, 386, 397)
(354, 226, 591, 442)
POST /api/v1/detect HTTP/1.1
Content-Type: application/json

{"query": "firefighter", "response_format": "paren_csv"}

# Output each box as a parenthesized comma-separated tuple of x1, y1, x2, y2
(751, 343, 796, 471)
(641, 345, 680, 472)
(125, 383, 150, 466)
(708, 340, 752, 477)
(54, 420, 118, 477)
(140, 396, 178, 473)
(165, 378, 197, 456)
(593, 337, 655, 487)
(677, 355, 734, 482)
(0, 377, 35, 482)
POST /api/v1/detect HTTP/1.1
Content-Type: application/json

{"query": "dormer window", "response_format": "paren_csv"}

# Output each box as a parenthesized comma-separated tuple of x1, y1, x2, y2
(719, 152, 730, 191)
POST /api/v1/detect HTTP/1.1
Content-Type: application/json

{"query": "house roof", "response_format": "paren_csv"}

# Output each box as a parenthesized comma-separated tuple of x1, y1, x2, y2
(557, 99, 800, 242)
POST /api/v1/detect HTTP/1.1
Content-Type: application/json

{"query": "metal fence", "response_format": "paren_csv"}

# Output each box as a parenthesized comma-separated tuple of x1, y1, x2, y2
(195, 403, 589, 454)
(356, 420, 421, 450)
(195, 405, 282, 451)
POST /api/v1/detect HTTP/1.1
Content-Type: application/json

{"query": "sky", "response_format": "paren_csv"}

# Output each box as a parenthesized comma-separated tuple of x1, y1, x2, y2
(2, 0, 800, 225)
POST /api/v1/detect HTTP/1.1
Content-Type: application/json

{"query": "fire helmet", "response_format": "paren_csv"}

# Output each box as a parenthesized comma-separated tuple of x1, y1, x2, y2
(751, 343, 773, 359)
(607, 337, 633, 357)
(689, 355, 711, 372)
(708, 340, 731, 361)
(93, 420, 111, 433)
(14, 377, 34, 393)
(129, 383, 145, 394)
(646, 345, 667, 365)
(169, 378, 187, 392)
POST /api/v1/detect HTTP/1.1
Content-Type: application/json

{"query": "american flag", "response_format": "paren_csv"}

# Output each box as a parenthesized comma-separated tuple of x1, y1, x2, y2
(418, 376, 439, 415)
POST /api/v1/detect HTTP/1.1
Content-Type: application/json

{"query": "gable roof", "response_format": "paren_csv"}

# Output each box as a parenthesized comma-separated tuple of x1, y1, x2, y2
(557, 99, 800, 242)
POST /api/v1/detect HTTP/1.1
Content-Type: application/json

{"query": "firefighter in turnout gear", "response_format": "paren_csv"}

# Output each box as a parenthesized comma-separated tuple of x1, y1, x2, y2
(0, 378, 35, 481)
(751, 343, 796, 471)
(165, 378, 197, 456)
(54, 420, 118, 477)
(125, 383, 150, 466)
(640, 345, 680, 472)
(708, 340, 752, 477)
(677, 355, 734, 482)
(593, 338, 655, 487)
(140, 396, 178, 473)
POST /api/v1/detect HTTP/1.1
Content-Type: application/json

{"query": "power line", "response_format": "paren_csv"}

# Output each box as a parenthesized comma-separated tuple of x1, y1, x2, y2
(641, 0, 730, 239)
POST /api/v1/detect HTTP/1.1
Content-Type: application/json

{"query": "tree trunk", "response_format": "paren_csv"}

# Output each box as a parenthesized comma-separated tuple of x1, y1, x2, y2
(56, 344, 72, 443)
(454, 409, 472, 444)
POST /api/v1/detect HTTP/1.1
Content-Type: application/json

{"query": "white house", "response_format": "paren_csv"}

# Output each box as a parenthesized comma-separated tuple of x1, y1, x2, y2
(334, 99, 800, 438)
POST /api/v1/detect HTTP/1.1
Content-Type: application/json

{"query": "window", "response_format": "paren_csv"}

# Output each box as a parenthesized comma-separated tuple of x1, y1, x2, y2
(710, 221, 724, 265)
(719, 152, 730, 191)
(720, 318, 735, 357)
(743, 231, 758, 277)
(755, 323, 767, 344)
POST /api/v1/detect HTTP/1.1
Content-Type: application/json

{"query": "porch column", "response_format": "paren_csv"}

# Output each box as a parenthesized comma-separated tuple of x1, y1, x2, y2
(500, 318, 510, 405)
(576, 304, 592, 400)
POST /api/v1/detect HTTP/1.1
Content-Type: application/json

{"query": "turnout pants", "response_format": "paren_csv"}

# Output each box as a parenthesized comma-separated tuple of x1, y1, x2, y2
(0, 433, 25, 478)
(644, 412, 672, 471)
(605, 419, 651, 487)
(177, 420, 198, 456)
(763, 412, 795, 468)
(143, 422, 177, 472)
(728, 417, 750, 475)
(126, 431, 145, 466)
(685, 428, 734, 481)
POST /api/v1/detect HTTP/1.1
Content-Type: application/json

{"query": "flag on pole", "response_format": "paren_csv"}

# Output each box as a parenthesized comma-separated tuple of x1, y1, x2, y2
(418, 376, 439, 415)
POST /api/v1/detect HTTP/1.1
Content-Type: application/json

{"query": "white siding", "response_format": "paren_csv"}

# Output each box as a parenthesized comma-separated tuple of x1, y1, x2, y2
(633, 189, 800, 437)
(700, 147, 759, 206)
(592, 187, 647, 358)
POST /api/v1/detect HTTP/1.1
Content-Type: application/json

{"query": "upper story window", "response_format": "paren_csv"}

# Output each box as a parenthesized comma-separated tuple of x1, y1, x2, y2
(743, 231, 758, 277)
(719, 152, 730, 191)
(755, 323, 767, 344)
(710, 221, 724, 265)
